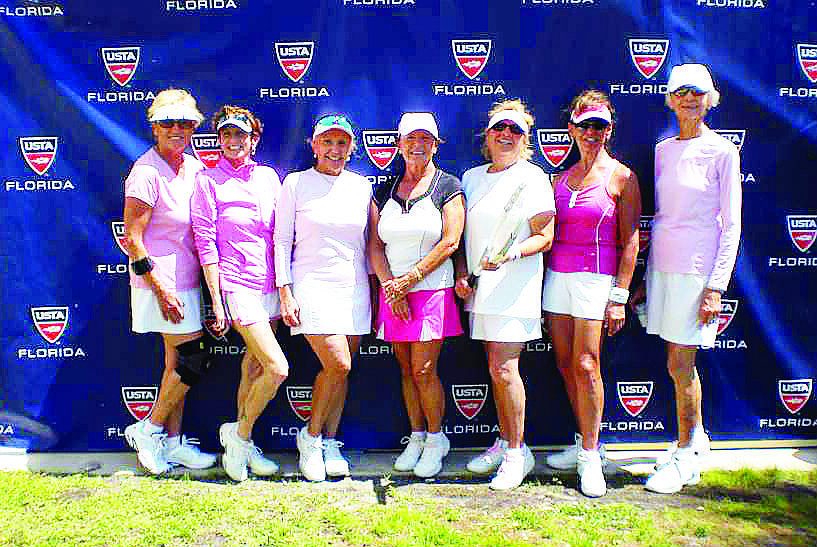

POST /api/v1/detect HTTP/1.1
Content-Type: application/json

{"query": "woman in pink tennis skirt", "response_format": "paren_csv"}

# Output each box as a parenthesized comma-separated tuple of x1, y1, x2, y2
(368, 112, 465, 478)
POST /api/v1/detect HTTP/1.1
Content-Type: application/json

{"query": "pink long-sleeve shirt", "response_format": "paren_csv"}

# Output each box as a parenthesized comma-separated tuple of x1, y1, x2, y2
(650, 129, 741, 292)
(191, 157, 281, 294)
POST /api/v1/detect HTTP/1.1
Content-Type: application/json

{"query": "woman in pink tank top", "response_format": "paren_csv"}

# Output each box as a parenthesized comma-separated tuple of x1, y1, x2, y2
(541, 90, 641, 497)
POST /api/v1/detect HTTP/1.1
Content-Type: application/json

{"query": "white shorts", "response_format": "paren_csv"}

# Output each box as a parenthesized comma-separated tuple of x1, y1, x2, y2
(224, 290, 281, 327)
(469, 312, 541, 342)
(130, 286, 202, 334)
(646, 270, 717, 349)
(541, 269, 614, 321)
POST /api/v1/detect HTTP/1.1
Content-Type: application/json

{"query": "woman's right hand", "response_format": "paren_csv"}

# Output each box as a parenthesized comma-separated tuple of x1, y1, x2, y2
(155, 285, 185, 324)
(454, 275, 474, 300)
(280, 288, 300, 327)
(389, 297, 411, 322)
(207, 300, 228, 335)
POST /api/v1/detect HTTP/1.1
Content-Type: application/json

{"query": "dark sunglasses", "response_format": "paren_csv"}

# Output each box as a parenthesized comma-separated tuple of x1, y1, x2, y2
(157, 119, 195, 129)
(490, 121, 525, 135)
(574, 120, 610, 131)
(671, 88, 706, 98)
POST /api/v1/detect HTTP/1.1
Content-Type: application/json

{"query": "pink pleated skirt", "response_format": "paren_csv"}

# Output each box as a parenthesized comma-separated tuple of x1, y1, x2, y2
(375, 287, 463, 342)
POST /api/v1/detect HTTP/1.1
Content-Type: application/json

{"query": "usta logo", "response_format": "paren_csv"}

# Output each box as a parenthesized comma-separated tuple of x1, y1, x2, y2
(191, 133, 221, 168)
(30, 306, 69, 343)
(717, 299, 738, 335)
(362, 130, 399, 170)
(797, 44, 817, 84)
(616, 381, 653, 418)
(536, 129, 573, 169)
(451, 39, 492, 80)
(778, 379, 813, 414)
(713, 129, 746, 152)
(786, 215, 817, 252)
(121, 386, 158, 421)
(101, 47, 140, 86)
(628, 39, 669, 79)
(19, 137, 58, 176)
(286, 385, 312, 421)
(275, 42, 314, 83)
(451, 384, 488, 420)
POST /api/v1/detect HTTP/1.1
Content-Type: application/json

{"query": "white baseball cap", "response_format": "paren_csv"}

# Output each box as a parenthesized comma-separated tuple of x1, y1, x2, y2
(487, 109, 530, 134)
(570, 104, 612, 124)
(397, 112, 439, 139)
(666, 64, 715, 94)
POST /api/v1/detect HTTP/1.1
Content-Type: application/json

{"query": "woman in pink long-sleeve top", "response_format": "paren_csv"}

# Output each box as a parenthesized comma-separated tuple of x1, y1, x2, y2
(191, 105, 288, 482)
(632, 64, 742, 495)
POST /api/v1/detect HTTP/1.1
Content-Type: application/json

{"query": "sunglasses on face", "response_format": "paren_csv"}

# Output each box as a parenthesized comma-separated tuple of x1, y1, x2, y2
(671, 88, 706, 98)
(157, 119, 195, 129)
(490, 121, 525, 135)
(574, 120, 610, 131)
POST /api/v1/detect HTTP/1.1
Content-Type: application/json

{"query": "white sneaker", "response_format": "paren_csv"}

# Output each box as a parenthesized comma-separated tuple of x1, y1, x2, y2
(323, 438, 350, 477)
(393, 433, 425, 472)
(248, 442, 279, 476)
(655, 429, 711, 469)
(297, 426, 326, 482)
(413, 433, 450, 478)
(165, 436, 217, 469)
(489, 445, 534, 490)
(467, 437, 507, 474)
(645, 448, 700, 494)
(219, 422, 250, 482)
(546, 433, 607, 470)
(577, 448, 606, 497)
(124, 421, 171, 475)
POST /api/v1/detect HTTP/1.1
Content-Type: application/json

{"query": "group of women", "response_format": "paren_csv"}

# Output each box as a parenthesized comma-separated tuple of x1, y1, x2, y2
(122, 62, 741, 497)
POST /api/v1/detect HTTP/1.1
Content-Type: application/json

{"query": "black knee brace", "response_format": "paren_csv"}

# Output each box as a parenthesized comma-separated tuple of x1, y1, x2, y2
(175, 336, 212, 387)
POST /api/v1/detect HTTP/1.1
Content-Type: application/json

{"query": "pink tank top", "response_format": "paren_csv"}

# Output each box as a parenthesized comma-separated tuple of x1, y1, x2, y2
(549, 167, 619, 275)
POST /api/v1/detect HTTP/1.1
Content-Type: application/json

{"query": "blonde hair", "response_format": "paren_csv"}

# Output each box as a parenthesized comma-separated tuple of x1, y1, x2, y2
(211, 105, 263, 137)
(481, 98, 535, 161)
(146, 88, 204, 127)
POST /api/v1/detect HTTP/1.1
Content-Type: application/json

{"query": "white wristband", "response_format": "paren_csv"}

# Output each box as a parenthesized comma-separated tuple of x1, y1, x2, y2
(608, 286, 629, 304)
(506, 243, 522, 262)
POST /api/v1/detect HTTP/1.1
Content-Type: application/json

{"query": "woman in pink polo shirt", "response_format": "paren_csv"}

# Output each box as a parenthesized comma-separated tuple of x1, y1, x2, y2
(191, 105, 288, 482)
(123, 89, 217, 475)
(542, 90, 641, 498)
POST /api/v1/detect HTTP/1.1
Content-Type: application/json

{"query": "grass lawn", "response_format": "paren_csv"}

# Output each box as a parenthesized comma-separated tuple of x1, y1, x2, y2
(0, 468, 814, 546)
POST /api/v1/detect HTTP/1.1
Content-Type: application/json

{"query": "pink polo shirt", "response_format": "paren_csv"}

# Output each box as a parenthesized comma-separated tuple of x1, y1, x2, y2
(124, 147, 204, 291)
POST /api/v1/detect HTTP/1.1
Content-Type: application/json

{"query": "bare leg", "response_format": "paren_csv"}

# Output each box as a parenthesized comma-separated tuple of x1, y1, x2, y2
(666, 342, 702, 448)
(305, 335, 356, 438)
(408, 340, 445, 433)
(232, 321, 288, 440)
(148, 331, 202, 434)
(393, 342, 425, 432)
(570, 318, 604, 450)
(548, 314, 579, 430)
(486, 342, 525, 449)
(237, 320, 276, 419)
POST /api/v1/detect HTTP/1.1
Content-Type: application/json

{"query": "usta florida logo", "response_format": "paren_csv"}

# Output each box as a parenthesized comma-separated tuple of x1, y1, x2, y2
(275, 42, 314, 83)
(31, 306, 69, 343)
(19, 137, 58, 176)
(362, 131, 399, 170)
(628, 39, 668, 79)
(452, 384, 488, 420)
(121, 386, 158, 421)
(452, 40, 491, 80)
(617, 381, 653, 418)
(787, 215, 817, 252)
(101, 47, 140, 86)
(779, 379, 813, 414)
(537, 129, 573, 169)
(111, 221, 128, 255)
(717, 299, 738, 335)
(797, 44, 817, 84)
(191, 134, 220, 168)
(286, 386, 312, 421)
(713, 129, 746, 152)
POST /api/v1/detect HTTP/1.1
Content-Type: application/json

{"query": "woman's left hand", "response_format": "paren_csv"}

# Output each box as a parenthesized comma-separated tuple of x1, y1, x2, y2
(604, 302, 626, 336)
(698, 288, 722, 326)
(389, 297, 411, 322)
(383, 275, 413, 304)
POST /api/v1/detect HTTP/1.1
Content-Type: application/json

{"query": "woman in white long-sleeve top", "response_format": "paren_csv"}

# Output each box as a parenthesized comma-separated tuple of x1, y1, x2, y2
(274, 115, 372, 482)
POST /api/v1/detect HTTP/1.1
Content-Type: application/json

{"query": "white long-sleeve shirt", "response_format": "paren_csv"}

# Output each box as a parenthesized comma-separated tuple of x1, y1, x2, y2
(651, 129, 742, 291)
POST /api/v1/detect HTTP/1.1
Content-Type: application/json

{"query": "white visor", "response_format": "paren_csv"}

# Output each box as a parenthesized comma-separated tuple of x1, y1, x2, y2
(216, 114, 254, 134)
(570, 104, 612, 124)
(148, 104, 201, 123)
(667, 64, 715, 94)
(487, 110, 529, 134)
(397, 112, 439, 139)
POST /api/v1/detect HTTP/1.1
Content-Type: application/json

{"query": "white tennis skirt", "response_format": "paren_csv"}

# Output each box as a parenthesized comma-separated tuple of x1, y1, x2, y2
(469, 312, 541, 343)
(130, 286, 202, 334)
(291, 283, 372, 336)
(646, 270, 717, 349)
